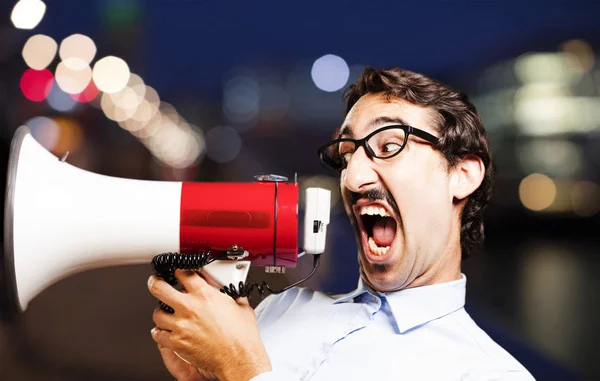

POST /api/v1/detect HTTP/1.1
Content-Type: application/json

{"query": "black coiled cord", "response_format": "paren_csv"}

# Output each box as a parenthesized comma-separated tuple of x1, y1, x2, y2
(151, 252, 214, 313)
(221, 281, 273, 299)
(221, 255, 321, 300)
(151, 252, 321, 313)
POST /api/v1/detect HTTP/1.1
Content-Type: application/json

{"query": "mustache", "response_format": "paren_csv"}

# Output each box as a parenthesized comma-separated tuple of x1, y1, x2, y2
(348, 187, 400, 218)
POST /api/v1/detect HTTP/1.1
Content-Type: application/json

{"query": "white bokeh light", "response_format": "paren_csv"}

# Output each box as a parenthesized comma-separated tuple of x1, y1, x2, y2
(59, 34, 97, 65)
(92, 56, 131, 94)
(22, 34, 57, 70)
(311, 54, 350, 92)
(111, 73, 146, 110)
(101, 92, 136, 122)
(11, 0, 46, 30)
(55, 58, 92, 94)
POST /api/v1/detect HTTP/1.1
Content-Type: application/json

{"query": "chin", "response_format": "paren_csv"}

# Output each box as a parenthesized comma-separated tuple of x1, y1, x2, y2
(359, 253, 406, 292)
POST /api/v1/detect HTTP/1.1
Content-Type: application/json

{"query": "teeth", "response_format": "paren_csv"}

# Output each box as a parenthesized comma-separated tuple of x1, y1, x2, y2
(368, 237, 390, 256)
(359, 205, 390, 217)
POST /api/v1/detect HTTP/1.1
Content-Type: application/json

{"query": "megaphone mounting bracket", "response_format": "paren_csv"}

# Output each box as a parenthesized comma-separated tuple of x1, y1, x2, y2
(226, 244, 248, 260)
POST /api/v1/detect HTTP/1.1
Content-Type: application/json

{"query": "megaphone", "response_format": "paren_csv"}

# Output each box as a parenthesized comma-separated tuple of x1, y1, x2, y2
(1, 126, 331, 318)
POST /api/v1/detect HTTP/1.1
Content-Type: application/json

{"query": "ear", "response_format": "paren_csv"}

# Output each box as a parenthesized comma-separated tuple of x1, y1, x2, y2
(450, 155, 485, 201)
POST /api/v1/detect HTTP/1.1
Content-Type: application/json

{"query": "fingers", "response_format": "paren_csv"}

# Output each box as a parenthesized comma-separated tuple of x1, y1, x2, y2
(157, 344, 189, 366)
(175, 269, 210, 295)
(153, 308, 178, 331)
(148, 275, 186, 310)
(157, 344, 179, 361)
(151, 327, 174, 348)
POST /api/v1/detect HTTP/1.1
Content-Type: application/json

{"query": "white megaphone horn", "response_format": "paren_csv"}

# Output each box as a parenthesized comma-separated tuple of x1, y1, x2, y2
(1, 126, 331, 319)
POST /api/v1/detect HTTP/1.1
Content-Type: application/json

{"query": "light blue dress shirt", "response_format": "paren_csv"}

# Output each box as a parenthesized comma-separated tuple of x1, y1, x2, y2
(251, 275, 535, 381)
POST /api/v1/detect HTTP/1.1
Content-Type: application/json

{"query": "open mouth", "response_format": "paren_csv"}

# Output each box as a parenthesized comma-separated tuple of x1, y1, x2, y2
(355, 204, 398, 259)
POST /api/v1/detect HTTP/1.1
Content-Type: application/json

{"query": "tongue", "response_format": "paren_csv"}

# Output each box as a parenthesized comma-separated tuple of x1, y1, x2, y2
(372, 217, 396, 247)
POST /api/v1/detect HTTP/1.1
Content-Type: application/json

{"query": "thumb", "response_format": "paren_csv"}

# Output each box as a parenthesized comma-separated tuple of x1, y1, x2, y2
(235, 296, 250, 307)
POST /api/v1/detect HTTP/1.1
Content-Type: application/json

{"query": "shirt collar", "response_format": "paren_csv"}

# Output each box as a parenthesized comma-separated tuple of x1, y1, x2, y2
(331, 277, 370, 304)
(333, 274, 467, 334)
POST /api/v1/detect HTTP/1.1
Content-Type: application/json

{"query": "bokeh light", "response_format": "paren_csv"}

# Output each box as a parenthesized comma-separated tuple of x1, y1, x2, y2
(22, 116, 82, 155)
(205, 125, 242, 163)
(514, 53, 577, 85)
(20, 68, 53, 102)
(519, 173, 557, 211)
(120, 100, 157, 131)
(159, 102, 180, 124)
(517, 140, 583, 178)
(513, 83, 597, 136)
(131, 113, 163, 139)
(47, 84, 78, 112)
(311, 54, 350, 92)
(519, 243, 583, 363)
(561, 39, 595, 73)
(11, 0, 46, 30)
(110, 73, 145, 111)
(120, 85, 161, 130)
(70, 80, 99, 103)
(145, 121, 204, 169)
(101, 92, 136, 122)
(51, 117, 83, 155)
(22, 34, 57, 70)
(23, 116, 60, 151)
(144, 86, 160, 108)
(55, 58, 92, 94)
(92, 56, 130, 93)
(59, 34, 97, 65)
(223, 73, 260, 125)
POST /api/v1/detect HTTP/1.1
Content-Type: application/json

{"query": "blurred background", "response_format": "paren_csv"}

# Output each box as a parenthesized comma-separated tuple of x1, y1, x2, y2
(1, 0, 599, 380)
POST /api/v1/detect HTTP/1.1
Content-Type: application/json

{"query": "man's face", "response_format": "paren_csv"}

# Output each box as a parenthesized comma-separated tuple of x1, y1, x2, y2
(340, 93, 460, 292)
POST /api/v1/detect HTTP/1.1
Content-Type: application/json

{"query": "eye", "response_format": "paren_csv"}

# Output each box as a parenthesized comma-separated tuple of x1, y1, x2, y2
(337, 141, 355, 164)
(341, 152, 353, 164)
(382, 142, 402, 153)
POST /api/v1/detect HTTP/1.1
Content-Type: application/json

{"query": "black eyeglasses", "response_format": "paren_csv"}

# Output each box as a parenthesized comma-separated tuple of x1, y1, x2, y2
(318, 125, 439, 171)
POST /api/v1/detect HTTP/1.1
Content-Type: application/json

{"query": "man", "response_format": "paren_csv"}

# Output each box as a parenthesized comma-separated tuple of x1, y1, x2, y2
(147, 66, 535, 380)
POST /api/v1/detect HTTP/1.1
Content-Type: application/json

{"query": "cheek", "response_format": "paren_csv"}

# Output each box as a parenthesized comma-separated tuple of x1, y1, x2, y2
(387, 164, 451, 229)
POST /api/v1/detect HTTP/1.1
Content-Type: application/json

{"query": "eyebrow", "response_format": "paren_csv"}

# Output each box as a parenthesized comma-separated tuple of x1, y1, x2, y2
(336, 116, 409, 139)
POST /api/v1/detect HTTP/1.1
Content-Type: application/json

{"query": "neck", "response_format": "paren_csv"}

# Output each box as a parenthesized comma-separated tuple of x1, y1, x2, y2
(406, 237, 462, 289)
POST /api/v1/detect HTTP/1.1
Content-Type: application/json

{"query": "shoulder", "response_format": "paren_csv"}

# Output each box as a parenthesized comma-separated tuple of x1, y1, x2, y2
(254, 287, 333, 321)
(449, 309, 535, 379)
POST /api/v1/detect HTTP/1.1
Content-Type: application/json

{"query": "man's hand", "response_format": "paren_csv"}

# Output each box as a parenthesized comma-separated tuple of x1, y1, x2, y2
(148, 270, 272, 381)
(156, 344, 215, 381)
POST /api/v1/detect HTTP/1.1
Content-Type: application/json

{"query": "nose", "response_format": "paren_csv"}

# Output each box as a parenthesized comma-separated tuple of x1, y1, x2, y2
(342, 146, 378, 193)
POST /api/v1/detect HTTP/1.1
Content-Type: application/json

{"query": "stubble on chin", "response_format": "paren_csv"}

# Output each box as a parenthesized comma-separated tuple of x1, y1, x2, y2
(371, 263, 389, 272)
(359, 254, 391, 291)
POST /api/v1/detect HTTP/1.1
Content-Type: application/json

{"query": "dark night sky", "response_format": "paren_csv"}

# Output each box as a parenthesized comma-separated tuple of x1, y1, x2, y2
(28, 0, 600, 96)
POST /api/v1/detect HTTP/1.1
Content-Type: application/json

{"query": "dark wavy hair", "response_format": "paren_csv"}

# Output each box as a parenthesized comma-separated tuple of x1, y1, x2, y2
(343, 66, 494, 258)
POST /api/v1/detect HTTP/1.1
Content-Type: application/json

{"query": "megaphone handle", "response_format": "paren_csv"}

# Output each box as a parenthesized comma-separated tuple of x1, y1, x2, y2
(151, 251, 322, 314)
(152, 252, 213, 313)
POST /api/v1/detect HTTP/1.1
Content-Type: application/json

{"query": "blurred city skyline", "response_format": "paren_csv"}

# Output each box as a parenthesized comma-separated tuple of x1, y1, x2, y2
(2, 1, 600, 380)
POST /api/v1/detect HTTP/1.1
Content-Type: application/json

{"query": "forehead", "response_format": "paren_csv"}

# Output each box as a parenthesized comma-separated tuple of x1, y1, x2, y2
(339, 93, 438, 138)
